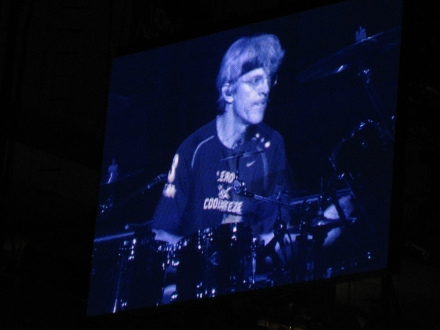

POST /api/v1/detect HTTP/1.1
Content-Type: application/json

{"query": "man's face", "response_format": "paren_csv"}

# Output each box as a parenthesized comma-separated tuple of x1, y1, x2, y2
(231, 68, 273, 126)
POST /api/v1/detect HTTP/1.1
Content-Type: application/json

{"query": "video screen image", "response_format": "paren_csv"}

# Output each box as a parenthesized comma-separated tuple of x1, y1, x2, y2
(88, 0, 404, 315)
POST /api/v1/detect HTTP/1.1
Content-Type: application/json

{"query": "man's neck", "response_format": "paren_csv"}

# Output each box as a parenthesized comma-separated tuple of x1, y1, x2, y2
(216, 113, 248, 149)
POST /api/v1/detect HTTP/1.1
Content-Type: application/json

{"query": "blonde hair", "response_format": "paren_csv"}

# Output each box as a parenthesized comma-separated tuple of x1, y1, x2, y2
(216, 34, 285, 112)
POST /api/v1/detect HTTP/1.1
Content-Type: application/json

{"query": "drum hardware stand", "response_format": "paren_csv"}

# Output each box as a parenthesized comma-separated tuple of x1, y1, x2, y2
(98, 169, 167, 219)
(357, 63, 394, 142)
(296, 199, 316, 281)
(272, 204, 296, 283)
(112, 230, 133, 313)
(140, 173, 167, 194)
(98, 159, 118, 216)
(250, 237, 258, 286)
(354, 27, 397, 142)
(293, 176, 355, 280)
(308, 177, 330, 280)
(231, 152, 298, 285)
(233, 176, 296, 284)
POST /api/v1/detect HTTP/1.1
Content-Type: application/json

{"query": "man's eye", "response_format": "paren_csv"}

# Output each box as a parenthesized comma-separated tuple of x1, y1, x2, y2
(252, 77, 263, 85)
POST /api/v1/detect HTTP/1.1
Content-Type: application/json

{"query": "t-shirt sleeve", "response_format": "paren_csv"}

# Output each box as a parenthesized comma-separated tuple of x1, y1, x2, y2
(151, 143, 192, 236)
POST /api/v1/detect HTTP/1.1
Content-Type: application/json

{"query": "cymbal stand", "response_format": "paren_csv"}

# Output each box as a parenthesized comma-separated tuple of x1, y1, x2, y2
(99, 172, 167, 220)
(272, 201, 295, 281)
(358, 64, 394, 142)
(98, 159, 119, 216)
(296, 200, 315, 282)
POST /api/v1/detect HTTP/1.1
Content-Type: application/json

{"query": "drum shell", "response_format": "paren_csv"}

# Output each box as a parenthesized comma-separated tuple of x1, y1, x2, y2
(171, 223, 254, 301)
(88, 239, 124, 315)
(116, 234, 168, 310)
(331, 119, 393, 180)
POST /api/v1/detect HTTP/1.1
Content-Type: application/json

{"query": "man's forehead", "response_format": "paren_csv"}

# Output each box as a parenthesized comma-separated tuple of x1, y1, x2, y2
(239, 68, 267, 79)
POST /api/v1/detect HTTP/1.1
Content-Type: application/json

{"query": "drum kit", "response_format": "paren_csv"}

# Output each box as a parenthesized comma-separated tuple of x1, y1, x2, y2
(90, 27, 399, 313)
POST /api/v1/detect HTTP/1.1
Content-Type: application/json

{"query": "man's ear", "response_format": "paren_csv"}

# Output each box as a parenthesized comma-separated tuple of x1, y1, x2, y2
(222, 83, 234, 103)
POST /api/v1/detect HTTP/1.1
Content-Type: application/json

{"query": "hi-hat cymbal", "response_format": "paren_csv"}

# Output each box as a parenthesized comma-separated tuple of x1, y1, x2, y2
(296, 26, 401, 82)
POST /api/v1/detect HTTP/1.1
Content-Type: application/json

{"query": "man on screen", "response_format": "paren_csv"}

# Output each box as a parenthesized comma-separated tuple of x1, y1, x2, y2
(151, 34, 293, 245)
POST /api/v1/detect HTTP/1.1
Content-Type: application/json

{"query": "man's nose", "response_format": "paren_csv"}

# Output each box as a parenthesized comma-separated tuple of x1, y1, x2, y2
(259, 78, 270, 94)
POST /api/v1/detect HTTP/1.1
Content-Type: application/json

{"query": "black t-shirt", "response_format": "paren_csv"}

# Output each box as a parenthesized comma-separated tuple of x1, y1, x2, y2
(152, 119, 291, 237)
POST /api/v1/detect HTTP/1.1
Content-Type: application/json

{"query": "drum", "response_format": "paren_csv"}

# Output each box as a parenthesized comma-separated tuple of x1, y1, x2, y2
(115, 231, 168, 311)
(169, 223, 254, 302)
(327, 120, 393, 278)
(88, 235, 128, 315)
(330, 119, 393, 181)
(329, 119, 394, 225)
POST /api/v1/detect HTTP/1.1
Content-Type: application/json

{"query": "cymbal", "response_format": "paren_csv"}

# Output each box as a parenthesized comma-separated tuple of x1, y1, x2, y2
(295, 26, 401, 82)
(100, 168, 146, 186)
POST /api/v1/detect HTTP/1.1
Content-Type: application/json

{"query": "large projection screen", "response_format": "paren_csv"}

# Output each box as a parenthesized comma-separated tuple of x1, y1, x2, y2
(88, 0, 404, 316)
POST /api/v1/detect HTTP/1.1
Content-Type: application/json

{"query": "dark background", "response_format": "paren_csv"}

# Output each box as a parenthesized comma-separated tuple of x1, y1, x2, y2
(1, 0, 439, 329)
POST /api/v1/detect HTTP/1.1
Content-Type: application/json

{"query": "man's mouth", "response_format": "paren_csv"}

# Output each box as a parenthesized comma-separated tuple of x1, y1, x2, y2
(254, 100, 267, 106)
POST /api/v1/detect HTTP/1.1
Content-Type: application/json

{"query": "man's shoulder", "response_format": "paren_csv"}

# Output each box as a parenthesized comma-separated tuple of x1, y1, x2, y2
(192, 119, 217, 137)
(179, 119, 217, 151)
